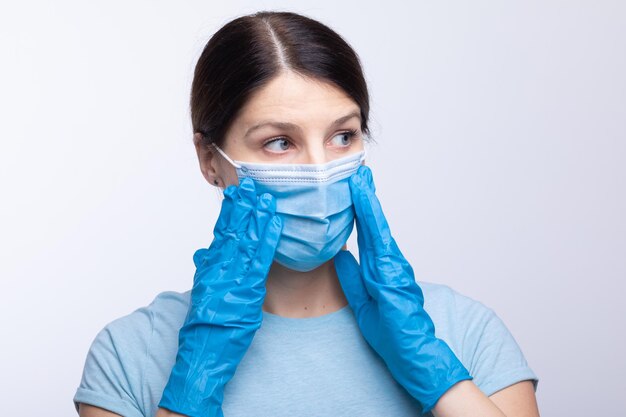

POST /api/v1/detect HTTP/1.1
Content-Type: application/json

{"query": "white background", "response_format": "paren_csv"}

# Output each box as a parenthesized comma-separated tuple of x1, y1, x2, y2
(1, 1, 624, 415)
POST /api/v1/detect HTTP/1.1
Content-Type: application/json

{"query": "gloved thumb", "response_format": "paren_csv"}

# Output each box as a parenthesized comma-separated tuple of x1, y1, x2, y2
(193, 248, 210, 269)
(334, 250, 371, 315)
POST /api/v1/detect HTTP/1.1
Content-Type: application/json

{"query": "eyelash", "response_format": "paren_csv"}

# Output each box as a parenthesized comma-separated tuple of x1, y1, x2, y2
(339, 129, 359, 142)
(263, 129, 359, 149)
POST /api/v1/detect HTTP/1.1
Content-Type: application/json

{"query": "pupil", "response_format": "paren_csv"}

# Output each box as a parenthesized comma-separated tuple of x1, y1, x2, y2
(279, 139, 289, 150)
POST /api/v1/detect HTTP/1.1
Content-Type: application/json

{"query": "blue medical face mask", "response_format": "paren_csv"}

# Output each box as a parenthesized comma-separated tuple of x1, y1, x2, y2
(213, 145, 366, 272)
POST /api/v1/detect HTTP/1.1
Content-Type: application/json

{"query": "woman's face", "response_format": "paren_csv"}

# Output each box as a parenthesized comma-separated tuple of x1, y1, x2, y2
(196, 71, 365, 188)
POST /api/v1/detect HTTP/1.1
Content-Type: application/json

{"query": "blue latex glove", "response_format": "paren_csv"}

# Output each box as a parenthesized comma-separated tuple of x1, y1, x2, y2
(334, 166, 473, 414)
(158, 178, 283, 417)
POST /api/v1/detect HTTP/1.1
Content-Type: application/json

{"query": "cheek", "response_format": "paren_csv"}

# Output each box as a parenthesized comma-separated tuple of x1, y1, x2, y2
(214, 158, 240, 187)
(224, 171, 239, 187)
(222, 166, 240, 187)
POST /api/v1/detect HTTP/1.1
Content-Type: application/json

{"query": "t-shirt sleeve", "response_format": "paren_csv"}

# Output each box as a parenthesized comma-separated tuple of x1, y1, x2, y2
(73, 308, 152, 417)
(454, 293, 539, 397)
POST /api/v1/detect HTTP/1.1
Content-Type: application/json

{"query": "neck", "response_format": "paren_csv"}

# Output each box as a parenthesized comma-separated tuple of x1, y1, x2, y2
(262, 259, 348, 318)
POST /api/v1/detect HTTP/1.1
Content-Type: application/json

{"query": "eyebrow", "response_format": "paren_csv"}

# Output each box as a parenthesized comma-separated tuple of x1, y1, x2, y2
(244, 110, 361, 138)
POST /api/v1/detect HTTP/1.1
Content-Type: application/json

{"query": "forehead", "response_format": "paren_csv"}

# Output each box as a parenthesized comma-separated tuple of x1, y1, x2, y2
(235, 71, 360, 126)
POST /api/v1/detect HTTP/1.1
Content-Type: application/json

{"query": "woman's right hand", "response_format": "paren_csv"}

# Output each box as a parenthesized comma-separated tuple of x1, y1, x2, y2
(158, 177, 283, 417)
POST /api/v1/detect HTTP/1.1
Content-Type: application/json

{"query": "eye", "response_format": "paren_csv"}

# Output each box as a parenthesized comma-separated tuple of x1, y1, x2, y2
(264, 138, 291, 153)
(329, 129, 358, 147)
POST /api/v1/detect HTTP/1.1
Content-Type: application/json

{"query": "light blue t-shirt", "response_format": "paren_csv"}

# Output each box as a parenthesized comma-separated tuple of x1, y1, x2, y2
(73, 281, 539, 417)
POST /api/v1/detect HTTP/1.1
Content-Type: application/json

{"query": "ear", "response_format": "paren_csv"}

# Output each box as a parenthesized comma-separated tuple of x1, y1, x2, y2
(193, 132, 222, 187)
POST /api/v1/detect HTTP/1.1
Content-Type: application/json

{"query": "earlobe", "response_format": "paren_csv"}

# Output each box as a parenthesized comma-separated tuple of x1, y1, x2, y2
(193, 132, 223, 187)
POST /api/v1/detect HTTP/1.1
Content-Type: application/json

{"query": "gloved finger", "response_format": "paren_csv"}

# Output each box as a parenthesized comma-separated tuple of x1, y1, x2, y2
(349, 166, 393, 255)
(250, 193, 276, 243)
(235, 192, 277, 272)
(213, 185, 237, 240)
(351, 167, 418, 289)
(353, 216, 384, 297)
(247, 214, 283, 293)
(226, 177, 257, 237)
(346, 222, 386, 303)
(192, 248, 211, 270)
(334, 250, 372, 314)
(257, 214, 283, 269)
(355, 211, 371, 256)
(359, 227, 417, 292)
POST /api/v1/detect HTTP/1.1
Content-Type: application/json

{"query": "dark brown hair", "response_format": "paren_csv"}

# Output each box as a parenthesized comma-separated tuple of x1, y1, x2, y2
(191, 10, 371, 148)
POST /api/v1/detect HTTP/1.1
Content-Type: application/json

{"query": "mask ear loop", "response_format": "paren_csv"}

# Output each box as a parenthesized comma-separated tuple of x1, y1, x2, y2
(359, 149, 367, 165)
(211, 143, 242, 169)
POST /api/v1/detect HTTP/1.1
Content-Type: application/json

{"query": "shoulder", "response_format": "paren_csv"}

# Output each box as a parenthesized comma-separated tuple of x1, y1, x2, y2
(417, 280, 503, 360)
(99, 289, 192, 364)
(90, 290, 192, 368)
(105, 290, 190, 334)
(95, 290, 191, 347)
(81, 289, 191, 368)
(74, 290, 191, 417)
(417, 279, 493, 325)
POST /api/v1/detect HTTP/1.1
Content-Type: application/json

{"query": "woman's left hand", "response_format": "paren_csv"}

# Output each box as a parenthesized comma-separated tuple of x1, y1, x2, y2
(334, 166, 473, 414)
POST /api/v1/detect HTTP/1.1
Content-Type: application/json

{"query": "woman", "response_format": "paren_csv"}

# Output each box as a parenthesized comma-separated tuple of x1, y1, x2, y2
(74, 10, 539, 417)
